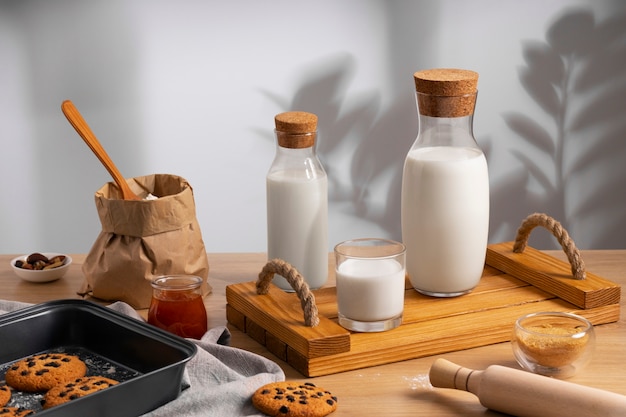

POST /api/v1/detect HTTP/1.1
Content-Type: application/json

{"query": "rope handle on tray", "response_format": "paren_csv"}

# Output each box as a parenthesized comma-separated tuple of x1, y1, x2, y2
(513, 212, 586, 280)
(256, 259, 320, 327)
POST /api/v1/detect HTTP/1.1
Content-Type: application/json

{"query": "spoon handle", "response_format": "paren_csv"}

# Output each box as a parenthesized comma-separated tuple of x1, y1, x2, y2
(61, 100, 140, 200)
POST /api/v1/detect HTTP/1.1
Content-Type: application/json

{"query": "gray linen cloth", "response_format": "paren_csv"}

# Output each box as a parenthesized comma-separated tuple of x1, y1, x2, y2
(0, 300, 284, 416)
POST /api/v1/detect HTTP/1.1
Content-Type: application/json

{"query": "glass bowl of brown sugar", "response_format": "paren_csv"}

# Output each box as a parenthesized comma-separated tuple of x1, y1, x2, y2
(512, 311, 595, 379)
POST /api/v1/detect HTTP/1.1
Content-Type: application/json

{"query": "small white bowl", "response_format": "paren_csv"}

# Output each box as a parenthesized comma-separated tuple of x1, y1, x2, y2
(10, 252, 72, 283)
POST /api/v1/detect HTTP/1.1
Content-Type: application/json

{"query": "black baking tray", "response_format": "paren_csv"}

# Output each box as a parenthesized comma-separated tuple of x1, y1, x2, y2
(0, 299, 197, 416)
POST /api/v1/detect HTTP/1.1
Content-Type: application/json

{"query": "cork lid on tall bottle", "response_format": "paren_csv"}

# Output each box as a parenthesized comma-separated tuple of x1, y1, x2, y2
(413, 69, 479, 117)
(274, 111, 318, 148)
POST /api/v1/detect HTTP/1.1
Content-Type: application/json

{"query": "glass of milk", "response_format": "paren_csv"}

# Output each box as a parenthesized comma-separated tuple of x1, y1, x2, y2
(334, 238, 406, 332)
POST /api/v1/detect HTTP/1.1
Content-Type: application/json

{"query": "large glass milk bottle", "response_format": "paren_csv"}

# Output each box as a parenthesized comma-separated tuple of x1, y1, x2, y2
(401, 69, 489, 297)
(267, 111, 328, 290)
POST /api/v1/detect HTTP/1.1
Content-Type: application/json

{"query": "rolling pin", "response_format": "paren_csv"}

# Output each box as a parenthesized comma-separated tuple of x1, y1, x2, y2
(429, 359, 626, 417)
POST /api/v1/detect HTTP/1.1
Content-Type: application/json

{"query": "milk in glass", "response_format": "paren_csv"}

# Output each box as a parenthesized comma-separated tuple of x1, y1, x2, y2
(336, 257, 405, 322)
(267, 171, 328, 289)
(402, 146, 489, 295)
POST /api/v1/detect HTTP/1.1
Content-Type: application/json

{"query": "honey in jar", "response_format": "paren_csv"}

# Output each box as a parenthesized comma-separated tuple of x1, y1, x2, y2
(148, 275, 208, 339)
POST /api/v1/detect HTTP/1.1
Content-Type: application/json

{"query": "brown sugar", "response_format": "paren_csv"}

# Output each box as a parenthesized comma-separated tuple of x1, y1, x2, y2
(517, 324, 589, 368)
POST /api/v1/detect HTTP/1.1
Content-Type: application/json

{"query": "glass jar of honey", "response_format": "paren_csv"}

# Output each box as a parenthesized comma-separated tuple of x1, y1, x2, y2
(148, 275, 208, 339)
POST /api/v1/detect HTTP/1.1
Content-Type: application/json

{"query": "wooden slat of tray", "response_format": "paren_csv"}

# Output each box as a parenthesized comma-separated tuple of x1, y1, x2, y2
(487, 242, 621, 309)
(226, 245, 621, 377)
(297, 302, 619, 377)
(226, 281, 351, 359)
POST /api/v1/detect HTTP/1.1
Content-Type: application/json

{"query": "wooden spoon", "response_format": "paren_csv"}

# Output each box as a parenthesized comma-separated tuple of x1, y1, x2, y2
(61, 100, 140, 200)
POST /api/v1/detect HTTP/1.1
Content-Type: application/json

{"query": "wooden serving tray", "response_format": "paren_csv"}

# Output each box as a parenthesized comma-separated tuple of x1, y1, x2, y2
(226, 242, 621, 377)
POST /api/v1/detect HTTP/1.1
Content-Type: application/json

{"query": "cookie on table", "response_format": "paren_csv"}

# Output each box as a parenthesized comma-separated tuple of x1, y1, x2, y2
(5, 353, 87, 392)
(0, 407, 35, 416)
(0, 385, 10, 407)
(42, 376, 119, 409)
(252, 381, 338, 417)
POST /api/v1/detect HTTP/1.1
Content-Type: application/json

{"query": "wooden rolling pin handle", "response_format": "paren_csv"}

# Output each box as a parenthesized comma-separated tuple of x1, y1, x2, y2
(429, 359, 626, 417)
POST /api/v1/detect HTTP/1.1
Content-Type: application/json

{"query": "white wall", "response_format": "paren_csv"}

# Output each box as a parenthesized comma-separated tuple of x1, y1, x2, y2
(1, 0, 625, 255)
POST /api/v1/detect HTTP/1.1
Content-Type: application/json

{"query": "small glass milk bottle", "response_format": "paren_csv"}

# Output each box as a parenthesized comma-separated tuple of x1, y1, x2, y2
(401, 69, 489, 297)
(267, 111, 328, 290)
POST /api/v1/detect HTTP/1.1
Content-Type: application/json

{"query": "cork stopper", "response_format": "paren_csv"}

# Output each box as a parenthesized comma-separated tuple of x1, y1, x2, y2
(275, 111, 318, 148)
(413, 68, 479, 117)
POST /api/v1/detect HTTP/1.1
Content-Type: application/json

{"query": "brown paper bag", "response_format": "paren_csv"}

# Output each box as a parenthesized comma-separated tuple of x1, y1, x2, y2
(80, 174, 210, 308)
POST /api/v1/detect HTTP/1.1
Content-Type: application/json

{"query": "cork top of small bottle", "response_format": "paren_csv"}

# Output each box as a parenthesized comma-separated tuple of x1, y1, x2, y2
(274, 111, 318, 148)
(413, 69, 479, 117)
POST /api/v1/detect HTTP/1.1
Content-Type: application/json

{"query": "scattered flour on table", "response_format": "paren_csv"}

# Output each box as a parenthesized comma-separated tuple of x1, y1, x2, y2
(403, 374, 432, 390)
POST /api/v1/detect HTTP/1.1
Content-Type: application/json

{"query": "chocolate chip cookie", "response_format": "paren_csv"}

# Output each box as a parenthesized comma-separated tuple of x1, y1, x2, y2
(42, 376, 118, 409)
(252, 381, 338, 417)
(0, 386, 10, 407)
(0, 407, 34, 416)
(5, 354, 87, 392)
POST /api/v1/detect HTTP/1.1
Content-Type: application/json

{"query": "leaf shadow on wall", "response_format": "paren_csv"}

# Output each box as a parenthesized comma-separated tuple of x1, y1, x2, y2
(259, 53, 416, 242)
(485, 7, 626, 249)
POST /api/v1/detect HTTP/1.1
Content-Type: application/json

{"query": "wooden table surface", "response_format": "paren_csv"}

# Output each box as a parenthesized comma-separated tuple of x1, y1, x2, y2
(1, 250, 625, 416)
